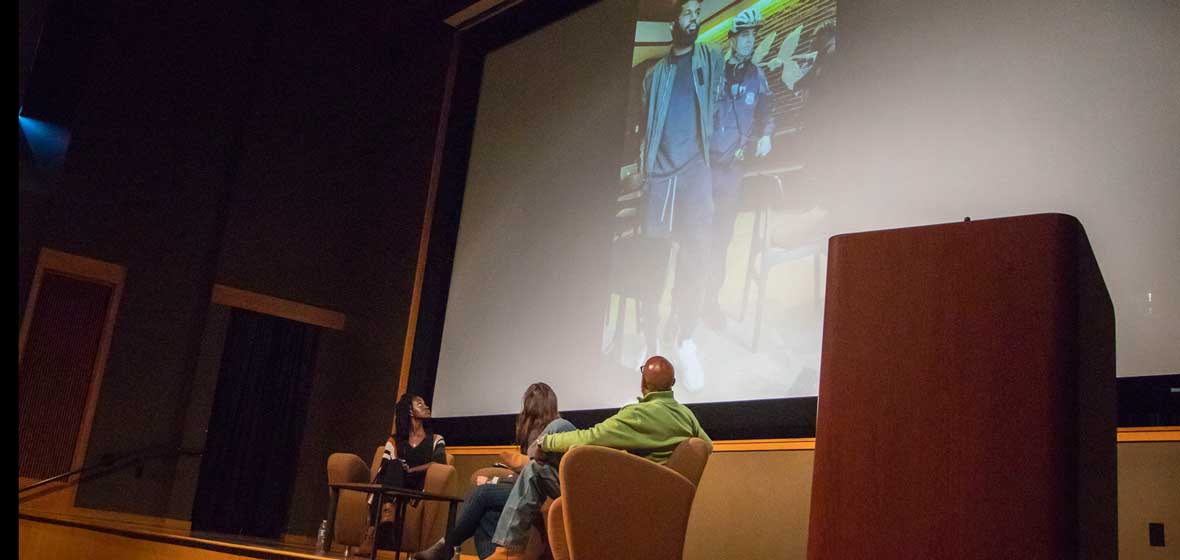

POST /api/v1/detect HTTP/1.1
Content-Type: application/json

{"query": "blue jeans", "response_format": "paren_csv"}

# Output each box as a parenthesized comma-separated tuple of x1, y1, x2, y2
(491, 418, 576, 551)
(643, 160, 714, 342)
(445, 482, 513, 558)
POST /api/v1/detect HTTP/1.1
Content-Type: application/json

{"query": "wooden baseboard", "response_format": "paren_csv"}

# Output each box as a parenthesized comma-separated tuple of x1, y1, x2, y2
(1117, 426, 1180, 442)
(448, 429, 1180, 455)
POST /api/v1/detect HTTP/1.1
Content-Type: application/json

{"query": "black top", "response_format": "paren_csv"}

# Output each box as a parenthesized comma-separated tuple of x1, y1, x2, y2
(652, 50, 703, 177)
(398, 435, 445, 468)
(395, 434, 447, 491)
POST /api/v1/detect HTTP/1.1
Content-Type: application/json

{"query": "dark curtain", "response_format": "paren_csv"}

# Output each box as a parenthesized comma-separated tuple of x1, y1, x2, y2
(191, 308, 320, 538)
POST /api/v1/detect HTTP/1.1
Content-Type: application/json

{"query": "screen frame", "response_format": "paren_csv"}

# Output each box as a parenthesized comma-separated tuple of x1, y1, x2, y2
(401, 0, 822, 445)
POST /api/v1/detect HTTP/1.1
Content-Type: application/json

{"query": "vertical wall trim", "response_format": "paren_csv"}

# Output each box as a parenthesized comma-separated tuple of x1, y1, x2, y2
(396, 30, 463, 428)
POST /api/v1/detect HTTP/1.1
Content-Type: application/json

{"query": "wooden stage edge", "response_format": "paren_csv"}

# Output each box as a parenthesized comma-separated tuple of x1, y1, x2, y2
(18, 510, 481, 560)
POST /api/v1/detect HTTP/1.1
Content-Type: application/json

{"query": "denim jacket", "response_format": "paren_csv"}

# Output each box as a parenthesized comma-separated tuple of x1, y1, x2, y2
(640, 43, 725, 177)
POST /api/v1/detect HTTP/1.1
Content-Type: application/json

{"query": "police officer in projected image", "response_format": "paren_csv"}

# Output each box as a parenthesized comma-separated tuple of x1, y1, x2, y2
(636, 0, 723, 392)
(705, 8, 776, 331)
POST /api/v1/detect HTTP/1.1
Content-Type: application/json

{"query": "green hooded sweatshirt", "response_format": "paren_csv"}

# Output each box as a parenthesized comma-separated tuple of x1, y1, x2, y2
(540, 390, 711, 465)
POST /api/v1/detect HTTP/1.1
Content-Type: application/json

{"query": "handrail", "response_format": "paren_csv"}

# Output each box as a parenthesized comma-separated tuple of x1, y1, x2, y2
(18, 444, 203, 495)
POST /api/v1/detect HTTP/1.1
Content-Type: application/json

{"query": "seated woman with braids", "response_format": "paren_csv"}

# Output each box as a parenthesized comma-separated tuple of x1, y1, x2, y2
(384, 393, 447, 490)
(370, 393, 447, 533)
(413, 382, 574, 560)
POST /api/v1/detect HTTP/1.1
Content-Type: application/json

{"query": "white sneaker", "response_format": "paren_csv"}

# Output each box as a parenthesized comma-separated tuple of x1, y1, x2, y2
(678, 338, 704, 392)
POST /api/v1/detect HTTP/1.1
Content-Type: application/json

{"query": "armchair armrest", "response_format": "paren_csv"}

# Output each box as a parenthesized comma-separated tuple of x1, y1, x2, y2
(406, 462, 459, 551)
(422, 462, 458, 497)
(498, 450, 529, 471)
(546, 497, 570, 560)
(471, 466, 516, 486)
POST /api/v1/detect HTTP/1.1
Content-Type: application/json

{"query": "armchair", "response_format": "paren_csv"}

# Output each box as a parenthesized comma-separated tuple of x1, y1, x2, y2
(546, 438, 711, 560)
(468, 451, 552, 560)
(326, 447, 457, 555)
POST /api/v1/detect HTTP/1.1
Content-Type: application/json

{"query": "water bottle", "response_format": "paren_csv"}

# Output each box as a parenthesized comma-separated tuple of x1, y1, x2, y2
(316, 519, 329, 554)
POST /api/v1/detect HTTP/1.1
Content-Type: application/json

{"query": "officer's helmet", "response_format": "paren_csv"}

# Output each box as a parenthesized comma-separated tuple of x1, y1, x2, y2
(730, 8, 762, 35)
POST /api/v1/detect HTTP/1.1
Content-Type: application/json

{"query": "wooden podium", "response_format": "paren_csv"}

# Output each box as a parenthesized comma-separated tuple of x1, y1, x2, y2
(808, 214, 1116, 559)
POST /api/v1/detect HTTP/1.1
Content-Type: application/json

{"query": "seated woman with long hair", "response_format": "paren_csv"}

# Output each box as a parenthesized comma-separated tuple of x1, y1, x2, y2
(413, 382, 573, 560)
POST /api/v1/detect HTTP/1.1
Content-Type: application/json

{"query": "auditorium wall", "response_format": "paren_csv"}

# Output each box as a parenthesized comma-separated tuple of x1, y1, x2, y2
(18, 1, 454, 537)
(18, 0, 1178, 549)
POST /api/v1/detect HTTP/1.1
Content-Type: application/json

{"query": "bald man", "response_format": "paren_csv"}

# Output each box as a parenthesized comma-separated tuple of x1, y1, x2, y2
(485, 356, 711, 558)
(536, 355, 710, 463)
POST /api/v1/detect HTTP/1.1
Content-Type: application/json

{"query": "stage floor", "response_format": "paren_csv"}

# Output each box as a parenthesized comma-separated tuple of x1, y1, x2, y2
(19, 508, 465, 560)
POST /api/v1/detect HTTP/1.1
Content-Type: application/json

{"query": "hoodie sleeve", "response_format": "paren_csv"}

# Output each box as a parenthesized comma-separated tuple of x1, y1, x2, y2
(541, 404, 650, 452)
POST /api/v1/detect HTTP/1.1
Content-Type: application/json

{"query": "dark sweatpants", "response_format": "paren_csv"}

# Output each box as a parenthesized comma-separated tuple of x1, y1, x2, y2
(641, 158, 714, 344)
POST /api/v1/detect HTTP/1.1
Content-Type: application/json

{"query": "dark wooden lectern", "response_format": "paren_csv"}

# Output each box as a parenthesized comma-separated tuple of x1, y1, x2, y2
(808, 213, 1116, 559)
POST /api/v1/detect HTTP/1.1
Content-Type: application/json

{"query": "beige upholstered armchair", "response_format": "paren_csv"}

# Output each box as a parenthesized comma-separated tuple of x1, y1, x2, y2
(326, 447, 457, 555)
(546, 438, 711, 560)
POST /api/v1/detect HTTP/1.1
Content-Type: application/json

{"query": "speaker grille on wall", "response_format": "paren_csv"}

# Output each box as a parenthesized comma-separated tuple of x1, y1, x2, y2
(18, 272, 113, 479)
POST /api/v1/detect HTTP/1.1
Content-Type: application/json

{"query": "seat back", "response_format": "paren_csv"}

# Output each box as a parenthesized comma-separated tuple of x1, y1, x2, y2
(662, 437, 711, 486)
(327, 453, 372, 547)
(368, 446, 384, 478)
(558, 445, 697, 560)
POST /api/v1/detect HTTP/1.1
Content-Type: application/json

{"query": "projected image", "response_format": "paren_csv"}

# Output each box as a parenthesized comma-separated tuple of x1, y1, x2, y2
(602, 0, 838, 401)
(435, 0, 1175, 419)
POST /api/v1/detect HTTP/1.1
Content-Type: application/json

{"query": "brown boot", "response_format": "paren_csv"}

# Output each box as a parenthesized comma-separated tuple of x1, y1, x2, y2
(485, 546, 525, 560)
